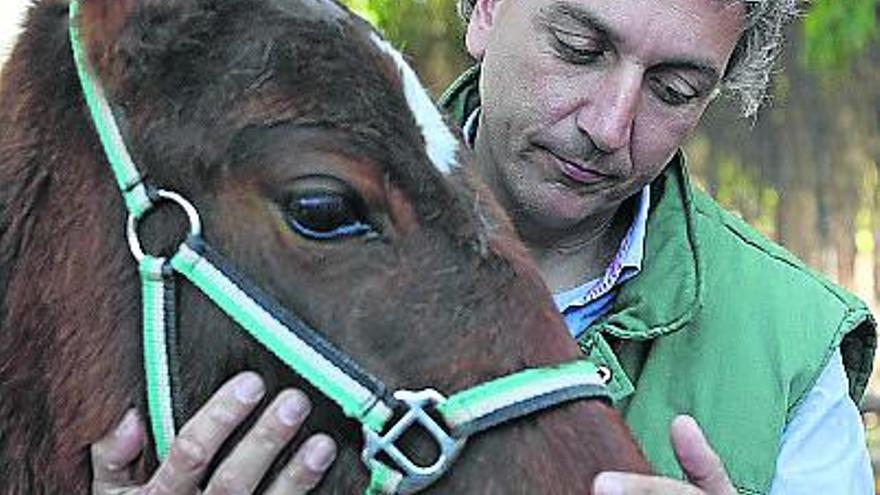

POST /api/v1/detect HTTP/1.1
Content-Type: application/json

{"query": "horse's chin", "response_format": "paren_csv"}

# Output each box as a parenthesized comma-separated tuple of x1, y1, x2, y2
(314, 398, 649, 494)
(437, 400, 649, 494)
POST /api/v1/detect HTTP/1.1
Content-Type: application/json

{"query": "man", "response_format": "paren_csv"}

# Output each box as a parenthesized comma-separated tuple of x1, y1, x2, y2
(92, 0, 876, 493)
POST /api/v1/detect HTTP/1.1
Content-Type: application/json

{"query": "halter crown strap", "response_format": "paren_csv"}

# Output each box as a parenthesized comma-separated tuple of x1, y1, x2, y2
(68, 2, 612, 492)
(68, 0, 153, 218)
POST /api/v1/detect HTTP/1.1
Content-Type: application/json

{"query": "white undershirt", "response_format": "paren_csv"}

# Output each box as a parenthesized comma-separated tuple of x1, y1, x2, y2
(769, 348, 873, 494)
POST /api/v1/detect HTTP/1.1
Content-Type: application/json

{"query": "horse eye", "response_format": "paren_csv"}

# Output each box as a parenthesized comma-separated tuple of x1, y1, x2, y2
(286, 190, 375, 240)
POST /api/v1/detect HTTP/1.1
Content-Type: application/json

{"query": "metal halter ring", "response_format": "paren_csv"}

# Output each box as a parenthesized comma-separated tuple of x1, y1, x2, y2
(362, 389, 467, 494)
(127, 189, 202, 262)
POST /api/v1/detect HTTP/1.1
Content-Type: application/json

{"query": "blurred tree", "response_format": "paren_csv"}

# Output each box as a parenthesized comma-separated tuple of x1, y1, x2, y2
(691, 3, 879, 303)
(804, 0, 878, 73)
(342, 0, 470, 95)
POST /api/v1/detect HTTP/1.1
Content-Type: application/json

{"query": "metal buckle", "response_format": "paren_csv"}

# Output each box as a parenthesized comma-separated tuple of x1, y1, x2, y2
(362, 389, 467, 494)
(127, 189, 202, 262)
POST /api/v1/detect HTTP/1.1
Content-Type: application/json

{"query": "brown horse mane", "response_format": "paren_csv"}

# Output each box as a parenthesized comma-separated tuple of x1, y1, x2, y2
(0, 6, 138, 490)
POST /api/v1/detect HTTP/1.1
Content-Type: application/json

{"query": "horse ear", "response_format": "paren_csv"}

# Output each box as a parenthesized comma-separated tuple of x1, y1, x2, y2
(74, 0, 188, 87)
(75, 0, 138, 51)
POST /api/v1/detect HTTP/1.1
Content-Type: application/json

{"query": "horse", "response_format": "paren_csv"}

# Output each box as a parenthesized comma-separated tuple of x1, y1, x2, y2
(0, 0, 650, 492)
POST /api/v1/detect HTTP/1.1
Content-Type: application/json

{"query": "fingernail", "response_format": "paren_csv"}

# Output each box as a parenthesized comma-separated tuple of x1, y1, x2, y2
(304, 437, 336, 472)
(593, 473, 623, 495)
(234, 373, 265, 404)
(115, 409, 139, 438)
(278, 392, 310, 426)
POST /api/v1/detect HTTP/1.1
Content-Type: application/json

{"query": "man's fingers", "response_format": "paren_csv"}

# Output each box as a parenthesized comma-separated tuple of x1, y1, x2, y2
(91, 409, 145, 493)
(145, 371, 266, 494)
(593, 471, 705, 495)
(593, 416, 737, 495)
(204, 389, 312, 494)
(670, 415, 736, 495)
(264, 434, 337, 495)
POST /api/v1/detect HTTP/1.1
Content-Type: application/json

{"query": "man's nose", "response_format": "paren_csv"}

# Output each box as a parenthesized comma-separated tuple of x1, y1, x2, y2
(576, 67, 642, 153)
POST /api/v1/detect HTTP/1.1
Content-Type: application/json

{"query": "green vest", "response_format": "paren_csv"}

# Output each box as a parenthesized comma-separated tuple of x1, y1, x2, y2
(441, 67, 877, 494)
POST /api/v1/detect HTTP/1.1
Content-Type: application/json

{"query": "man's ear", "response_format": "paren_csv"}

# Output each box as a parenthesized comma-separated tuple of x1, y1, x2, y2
(465, 0, 503, 61)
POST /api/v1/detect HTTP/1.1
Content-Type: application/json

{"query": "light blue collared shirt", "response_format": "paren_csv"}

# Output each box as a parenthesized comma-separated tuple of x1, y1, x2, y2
(552, 185, 650, 340)
(464, 106, 872, 493)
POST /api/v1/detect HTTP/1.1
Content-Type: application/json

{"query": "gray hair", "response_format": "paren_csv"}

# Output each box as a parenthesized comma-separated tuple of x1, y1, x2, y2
(456, 0, 800, 117)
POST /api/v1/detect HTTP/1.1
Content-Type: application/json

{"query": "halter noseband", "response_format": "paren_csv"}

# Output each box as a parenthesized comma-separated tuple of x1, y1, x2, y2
(68, 3, 611, 493)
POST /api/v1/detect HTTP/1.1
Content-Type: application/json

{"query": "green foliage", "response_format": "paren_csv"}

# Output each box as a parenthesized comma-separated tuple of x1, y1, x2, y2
(343, 0, 412, 45)
(803, 0, 878, 73)
(340, 0, 470, 93)
(714, 154, 779, 238)
(343, 0, 383, 28)
(341, 0, 464, 51)
(855, 167, 878, 254)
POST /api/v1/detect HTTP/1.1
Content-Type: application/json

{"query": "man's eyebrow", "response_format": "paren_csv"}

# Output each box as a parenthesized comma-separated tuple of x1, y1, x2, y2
(539, 1, 621, 44)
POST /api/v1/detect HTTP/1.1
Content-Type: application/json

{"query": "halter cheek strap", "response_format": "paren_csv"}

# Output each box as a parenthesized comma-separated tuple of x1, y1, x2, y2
(69, 2, 612, 492)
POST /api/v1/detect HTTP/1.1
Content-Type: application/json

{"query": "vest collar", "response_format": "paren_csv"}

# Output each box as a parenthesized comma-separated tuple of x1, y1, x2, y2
(596, 155, 702, 340)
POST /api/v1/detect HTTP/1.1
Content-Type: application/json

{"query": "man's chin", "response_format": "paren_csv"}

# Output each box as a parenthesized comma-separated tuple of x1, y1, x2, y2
(510, 204, 600, 240)
(510, 188, 629, 238)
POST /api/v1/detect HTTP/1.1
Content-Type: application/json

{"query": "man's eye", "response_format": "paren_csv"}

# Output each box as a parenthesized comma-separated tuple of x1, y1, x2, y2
(552, 30, 606, 65)
(648, 75, 699, 106)
(285, 191, 375, 240)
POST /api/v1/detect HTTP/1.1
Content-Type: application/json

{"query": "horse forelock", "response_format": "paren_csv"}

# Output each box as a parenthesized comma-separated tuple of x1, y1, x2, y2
(367, 33, 459, 177)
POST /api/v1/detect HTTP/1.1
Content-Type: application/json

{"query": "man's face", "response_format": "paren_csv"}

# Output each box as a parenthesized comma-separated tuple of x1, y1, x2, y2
(466, 0, 744, 239)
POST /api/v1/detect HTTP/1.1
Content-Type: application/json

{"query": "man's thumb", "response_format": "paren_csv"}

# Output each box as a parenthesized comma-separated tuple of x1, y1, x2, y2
(670, 415, 736, 495)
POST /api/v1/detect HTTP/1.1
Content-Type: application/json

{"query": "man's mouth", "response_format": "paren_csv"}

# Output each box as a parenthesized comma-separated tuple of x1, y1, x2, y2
(539, 146, 610, 185)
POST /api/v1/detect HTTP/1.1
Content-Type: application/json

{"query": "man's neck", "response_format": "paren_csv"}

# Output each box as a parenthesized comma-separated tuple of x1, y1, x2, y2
(523, 203, 635, 293)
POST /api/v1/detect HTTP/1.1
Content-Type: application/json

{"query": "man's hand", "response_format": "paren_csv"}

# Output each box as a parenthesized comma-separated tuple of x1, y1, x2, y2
(91, 372, 336, 495)
(593, 415, 736, 495)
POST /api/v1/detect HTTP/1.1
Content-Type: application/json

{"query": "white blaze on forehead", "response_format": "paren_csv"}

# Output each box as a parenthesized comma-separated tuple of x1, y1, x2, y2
(369, 32, 459, 175)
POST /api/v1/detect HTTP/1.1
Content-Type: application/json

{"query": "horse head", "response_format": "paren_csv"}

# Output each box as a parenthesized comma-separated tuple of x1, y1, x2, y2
(0, 0, 650, 492)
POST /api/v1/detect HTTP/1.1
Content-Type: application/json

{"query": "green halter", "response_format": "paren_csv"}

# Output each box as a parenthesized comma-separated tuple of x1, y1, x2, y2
(68, 3, 611, 492)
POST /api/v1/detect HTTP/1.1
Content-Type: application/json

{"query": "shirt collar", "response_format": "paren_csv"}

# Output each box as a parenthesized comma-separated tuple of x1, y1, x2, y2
(553, 184, 650, 312)
(463, 107, 480, 149)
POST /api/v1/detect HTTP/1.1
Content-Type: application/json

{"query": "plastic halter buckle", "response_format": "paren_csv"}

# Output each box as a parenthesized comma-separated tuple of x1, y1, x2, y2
(362, 389, 467, 494)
